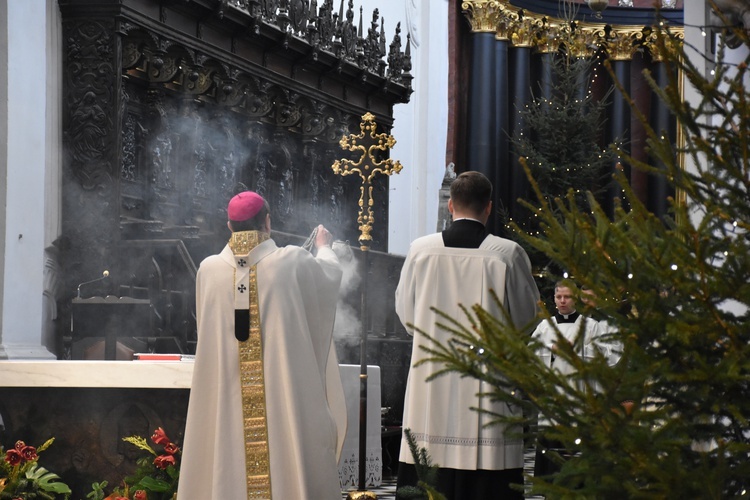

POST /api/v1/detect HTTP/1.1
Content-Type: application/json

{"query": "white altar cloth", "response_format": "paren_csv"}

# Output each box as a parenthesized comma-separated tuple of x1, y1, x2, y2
(0, 360, 194, 388)
(338, 364, 382, 489)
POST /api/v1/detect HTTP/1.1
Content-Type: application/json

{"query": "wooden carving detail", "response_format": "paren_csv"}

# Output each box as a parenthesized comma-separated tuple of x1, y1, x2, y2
(65, 20, 117, 192)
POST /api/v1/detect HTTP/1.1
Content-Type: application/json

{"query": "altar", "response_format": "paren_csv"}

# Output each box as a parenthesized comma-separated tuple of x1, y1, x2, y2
(0, 360, 383, 496)
(338, 364, 383, 489)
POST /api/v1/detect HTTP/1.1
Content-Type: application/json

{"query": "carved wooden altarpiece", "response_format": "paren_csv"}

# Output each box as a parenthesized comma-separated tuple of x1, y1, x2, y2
(57, 0, 413, 358)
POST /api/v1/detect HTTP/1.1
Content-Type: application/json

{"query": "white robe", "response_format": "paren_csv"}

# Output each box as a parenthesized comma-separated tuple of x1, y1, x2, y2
(532, 315, 603, 376)
(178, 239, 347, 500)
(532, 314, 619, 400)
(395, 233, 539, 471)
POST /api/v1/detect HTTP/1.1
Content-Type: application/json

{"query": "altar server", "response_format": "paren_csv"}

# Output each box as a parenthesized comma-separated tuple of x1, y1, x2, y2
(178, 191, 346, 500)
(395, 171, 540, 499)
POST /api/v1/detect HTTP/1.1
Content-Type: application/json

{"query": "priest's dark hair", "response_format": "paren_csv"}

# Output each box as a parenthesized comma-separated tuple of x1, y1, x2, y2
(450, 171, 493, 216)
(228, 199, 270, 232)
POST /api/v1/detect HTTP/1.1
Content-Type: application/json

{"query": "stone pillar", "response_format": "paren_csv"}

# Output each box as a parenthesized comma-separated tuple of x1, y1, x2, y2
(463, 1, 499, 230)
(508, 21, 534, 226)
(605, 30, 639, 216)
(493, 33, 510, 236)
(0, 0, 60, 359)
(648, 55, 678, 219)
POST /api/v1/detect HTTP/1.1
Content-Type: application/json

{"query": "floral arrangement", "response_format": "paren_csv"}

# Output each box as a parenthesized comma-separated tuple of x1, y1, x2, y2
(87, 428, 180, 500)
(0, 437, 72, 499)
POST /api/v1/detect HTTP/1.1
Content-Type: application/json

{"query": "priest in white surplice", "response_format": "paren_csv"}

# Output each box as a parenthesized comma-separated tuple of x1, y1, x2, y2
(395, 171, 539, 499)
(178, 191, 347, 500)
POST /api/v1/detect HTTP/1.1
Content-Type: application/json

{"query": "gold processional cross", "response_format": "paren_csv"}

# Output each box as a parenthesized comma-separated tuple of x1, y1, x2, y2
(332, 112, 403, 499)
(332, 112, 403, 251)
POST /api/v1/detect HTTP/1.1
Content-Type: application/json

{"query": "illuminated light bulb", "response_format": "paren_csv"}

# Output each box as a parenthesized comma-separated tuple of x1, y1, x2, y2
(575, 438, 581, 445)
(628, 273, 633, 279)
(671, 264, 678, 271)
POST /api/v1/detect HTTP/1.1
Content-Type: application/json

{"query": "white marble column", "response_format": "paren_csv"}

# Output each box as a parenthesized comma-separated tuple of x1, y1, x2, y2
(0, 0, 61, 359)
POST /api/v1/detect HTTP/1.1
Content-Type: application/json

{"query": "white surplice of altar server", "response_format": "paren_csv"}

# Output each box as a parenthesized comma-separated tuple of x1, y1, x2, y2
(531, 279, 620, 477)
(395, 171, 540, 500)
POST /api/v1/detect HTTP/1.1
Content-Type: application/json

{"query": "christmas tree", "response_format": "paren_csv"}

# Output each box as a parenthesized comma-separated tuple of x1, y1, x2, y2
(419, 9, 750, 499)
(510, 17, 617, 304)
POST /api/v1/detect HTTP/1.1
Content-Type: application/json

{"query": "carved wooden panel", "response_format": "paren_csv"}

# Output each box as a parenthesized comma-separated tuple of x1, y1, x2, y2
(58, 0, 411, 359)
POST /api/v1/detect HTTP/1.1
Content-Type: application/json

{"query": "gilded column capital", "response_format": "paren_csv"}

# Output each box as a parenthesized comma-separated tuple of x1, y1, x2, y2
(511, 15, 540, 47)
(462, 0, 502, 33)
(568, 25, 606, 58)
(496, 8, 516, 41)
(644, 27, 684, 63)
(606, 28, 643, 61)
(536, 23, 564, 54)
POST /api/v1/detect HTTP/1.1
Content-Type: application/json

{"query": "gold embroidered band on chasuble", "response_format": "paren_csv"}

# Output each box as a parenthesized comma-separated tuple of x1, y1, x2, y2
(230, 230, 273, 499)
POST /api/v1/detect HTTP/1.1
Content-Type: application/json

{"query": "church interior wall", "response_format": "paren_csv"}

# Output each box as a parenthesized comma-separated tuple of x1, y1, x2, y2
(1, 0, 56, 359)
(0, 0, 8, 352)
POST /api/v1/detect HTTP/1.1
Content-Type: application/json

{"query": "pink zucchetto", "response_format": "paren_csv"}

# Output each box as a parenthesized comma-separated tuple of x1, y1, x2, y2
(227, 191, 265, 221)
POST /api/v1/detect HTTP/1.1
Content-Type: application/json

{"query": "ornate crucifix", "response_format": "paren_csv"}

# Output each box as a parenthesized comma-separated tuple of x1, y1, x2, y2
(332, 112, 403, 499)
(333, 112, 403, 250)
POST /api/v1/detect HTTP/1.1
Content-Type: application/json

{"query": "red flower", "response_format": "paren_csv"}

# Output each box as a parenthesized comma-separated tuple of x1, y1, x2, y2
(20, 445, 37, 462)
(163, 442, 180, 455)
(14, 441, 25, 451)
(151, 427, 169, 446)
(153, 454, 176, 470)
(133, 490, 148, 500)
(5, 449, 23, 466)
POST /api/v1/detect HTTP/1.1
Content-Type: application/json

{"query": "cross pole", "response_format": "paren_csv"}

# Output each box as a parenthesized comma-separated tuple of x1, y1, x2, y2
(332, 112, 403, 499)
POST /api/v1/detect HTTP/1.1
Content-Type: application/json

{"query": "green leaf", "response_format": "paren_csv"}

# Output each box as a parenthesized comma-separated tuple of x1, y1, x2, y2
(24, 463, 72, 494)
(135, 475, 172, 493)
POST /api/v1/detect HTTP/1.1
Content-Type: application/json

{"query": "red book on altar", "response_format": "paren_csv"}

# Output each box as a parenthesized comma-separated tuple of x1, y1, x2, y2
(133, 353, 192, 361)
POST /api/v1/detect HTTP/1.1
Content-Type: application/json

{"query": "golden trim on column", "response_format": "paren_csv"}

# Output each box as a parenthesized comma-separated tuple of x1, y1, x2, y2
(462, 0, 502, 33)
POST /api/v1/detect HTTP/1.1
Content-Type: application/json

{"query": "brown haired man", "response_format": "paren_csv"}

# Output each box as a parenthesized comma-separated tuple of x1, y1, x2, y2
(396, 171, 540, 499)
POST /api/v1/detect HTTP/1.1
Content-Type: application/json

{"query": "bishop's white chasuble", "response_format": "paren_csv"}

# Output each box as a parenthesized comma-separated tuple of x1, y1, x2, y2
(178, 232, 346, 500)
